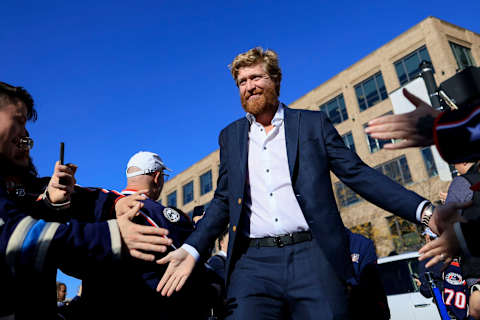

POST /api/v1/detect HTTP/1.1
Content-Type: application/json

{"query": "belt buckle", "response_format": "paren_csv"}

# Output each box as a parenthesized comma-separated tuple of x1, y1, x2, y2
(274, 236, 284, 247)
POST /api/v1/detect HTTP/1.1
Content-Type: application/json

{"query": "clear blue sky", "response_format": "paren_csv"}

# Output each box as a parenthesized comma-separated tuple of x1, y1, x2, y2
(2, 0, 478, 298)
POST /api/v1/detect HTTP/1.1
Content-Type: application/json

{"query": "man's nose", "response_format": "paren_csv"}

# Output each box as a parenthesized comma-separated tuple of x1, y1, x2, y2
(246, 79, 256, 91)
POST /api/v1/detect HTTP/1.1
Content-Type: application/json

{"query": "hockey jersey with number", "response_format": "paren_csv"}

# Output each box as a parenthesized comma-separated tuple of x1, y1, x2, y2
(443, 260, 471, 320)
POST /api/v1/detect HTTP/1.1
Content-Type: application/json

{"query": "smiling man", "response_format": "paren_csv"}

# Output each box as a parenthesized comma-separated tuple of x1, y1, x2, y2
(157, 47, 457, 320)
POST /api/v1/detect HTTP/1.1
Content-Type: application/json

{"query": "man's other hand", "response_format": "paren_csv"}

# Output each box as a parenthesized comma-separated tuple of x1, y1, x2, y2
(115, 190, 148, 217)
(47, 161, 77, 203)
(156, 248, 195, 296)
(365, 89, 441, 149)
(117, 202, 172, 261)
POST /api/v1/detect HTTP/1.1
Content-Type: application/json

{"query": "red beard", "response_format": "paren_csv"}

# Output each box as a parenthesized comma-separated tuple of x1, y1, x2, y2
(241, 85, 278, 116)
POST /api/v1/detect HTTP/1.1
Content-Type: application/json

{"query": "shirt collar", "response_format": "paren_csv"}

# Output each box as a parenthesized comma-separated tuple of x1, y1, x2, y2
(245, 102, 284, 126)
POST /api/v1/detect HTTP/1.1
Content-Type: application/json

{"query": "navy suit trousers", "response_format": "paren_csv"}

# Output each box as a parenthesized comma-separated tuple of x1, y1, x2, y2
(226, 238, 351, 320)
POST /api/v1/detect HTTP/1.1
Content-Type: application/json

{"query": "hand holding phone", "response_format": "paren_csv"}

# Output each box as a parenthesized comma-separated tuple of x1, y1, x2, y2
(45, 142, 77, 204)
(59, 142, 64, 165)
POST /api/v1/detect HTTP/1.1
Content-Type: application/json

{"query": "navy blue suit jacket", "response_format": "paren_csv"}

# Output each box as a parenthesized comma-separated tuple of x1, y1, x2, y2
(186, 105, 425, 283)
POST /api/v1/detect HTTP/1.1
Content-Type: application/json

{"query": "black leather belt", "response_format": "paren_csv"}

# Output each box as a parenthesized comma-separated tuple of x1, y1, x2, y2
(248, 231, 312, 248)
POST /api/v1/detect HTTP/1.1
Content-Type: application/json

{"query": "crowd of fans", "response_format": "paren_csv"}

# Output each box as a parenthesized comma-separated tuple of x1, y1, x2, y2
(1, 48, 480, 319)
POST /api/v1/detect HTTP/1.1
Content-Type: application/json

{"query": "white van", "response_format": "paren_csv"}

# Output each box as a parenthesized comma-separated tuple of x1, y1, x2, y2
(377, 251, 441, 320)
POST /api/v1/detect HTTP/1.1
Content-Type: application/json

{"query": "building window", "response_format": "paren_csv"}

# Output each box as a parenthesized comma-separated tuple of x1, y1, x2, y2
(341, 132, 355, 153)
(167, 191, 177, 207)
(200, 170, 213, 195)
(375, 156, 412, 186)
(335, 181, 362, 207)
(364, 122, 394, 153)
(394, 46, 433, 85)
(387, 216, 424, 253)
(182, 181, 194, 205)
(319, 94, 348, 124)
(421, 147, 438, 177)
(450, 42, 476, 70)
(355, 72, 388, 111)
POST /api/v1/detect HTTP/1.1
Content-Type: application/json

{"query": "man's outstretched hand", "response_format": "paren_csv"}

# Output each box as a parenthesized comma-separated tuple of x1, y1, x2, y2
(365, 89, 442, 149)
(117, 202, 172, 261)
(156, 248, 196, 296)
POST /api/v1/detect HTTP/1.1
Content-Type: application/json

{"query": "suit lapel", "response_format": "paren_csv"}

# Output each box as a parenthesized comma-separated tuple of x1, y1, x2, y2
(284, 105, 299, 180)
(236, 118, 249, 180)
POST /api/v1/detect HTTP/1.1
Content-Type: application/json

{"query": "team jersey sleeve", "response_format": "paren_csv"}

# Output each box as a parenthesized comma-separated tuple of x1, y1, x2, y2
(1, 185, 122, 280)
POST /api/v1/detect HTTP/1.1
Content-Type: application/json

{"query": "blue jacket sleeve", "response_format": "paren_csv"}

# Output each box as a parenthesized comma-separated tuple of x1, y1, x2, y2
(184, 129, 230, 258)
(322, 113, 425, 223)
(1, 185, 122, 280)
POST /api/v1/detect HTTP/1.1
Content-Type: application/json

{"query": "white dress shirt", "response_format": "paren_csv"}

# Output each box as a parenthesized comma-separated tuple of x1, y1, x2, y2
(244, 103, 309, 238)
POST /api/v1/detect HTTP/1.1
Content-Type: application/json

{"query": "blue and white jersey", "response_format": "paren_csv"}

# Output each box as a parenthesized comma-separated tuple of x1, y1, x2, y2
(443, 260, 471, 320)
(0, 178, 123, 319)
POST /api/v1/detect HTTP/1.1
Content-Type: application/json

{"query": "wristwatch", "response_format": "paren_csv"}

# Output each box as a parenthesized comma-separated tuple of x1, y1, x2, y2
(421, 203, 435, 228)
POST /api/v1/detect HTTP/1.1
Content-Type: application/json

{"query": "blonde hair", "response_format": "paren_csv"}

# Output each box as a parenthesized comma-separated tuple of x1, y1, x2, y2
(229, 47, 282, 95)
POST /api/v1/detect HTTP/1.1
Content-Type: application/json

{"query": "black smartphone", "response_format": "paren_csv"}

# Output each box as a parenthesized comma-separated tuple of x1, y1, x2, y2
(59, 142, 64, 165)
(59, 142, 66, 185)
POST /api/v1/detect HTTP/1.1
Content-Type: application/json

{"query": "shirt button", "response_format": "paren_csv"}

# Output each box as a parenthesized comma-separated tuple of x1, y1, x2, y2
(260, 128, 263, 132)
(270, 193, 273, 197)
(266, 169, 270, 173)
(275, 218, 278, 222)
(263, 146, 267, 150)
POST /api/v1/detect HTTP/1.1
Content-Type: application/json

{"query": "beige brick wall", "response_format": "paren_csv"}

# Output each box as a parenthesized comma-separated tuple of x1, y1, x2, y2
(159, 150, 219, 215)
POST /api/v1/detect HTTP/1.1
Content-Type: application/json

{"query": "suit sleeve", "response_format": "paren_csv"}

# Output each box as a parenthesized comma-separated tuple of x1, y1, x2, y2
(321, 113, 425, 223)
(184, 129, 230, 258)
(1, 186, 122, 280)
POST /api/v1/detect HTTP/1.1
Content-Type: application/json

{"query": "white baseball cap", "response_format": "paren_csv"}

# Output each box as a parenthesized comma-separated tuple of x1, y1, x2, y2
(126, 151, 172, 178)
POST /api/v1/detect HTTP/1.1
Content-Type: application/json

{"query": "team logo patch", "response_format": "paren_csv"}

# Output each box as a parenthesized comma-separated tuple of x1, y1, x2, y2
(163, 207, 180, 223)
(351, 253, 360, 263)
(445, 272, 463, 285)
(15, 188, 26, 197)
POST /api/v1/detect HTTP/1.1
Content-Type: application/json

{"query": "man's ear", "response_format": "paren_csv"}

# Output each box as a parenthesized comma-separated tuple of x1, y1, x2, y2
(153, 171, 162, 184)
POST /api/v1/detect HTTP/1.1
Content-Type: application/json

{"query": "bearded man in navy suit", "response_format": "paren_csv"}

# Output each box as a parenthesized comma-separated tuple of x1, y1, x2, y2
(157, 47, 459, 319)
